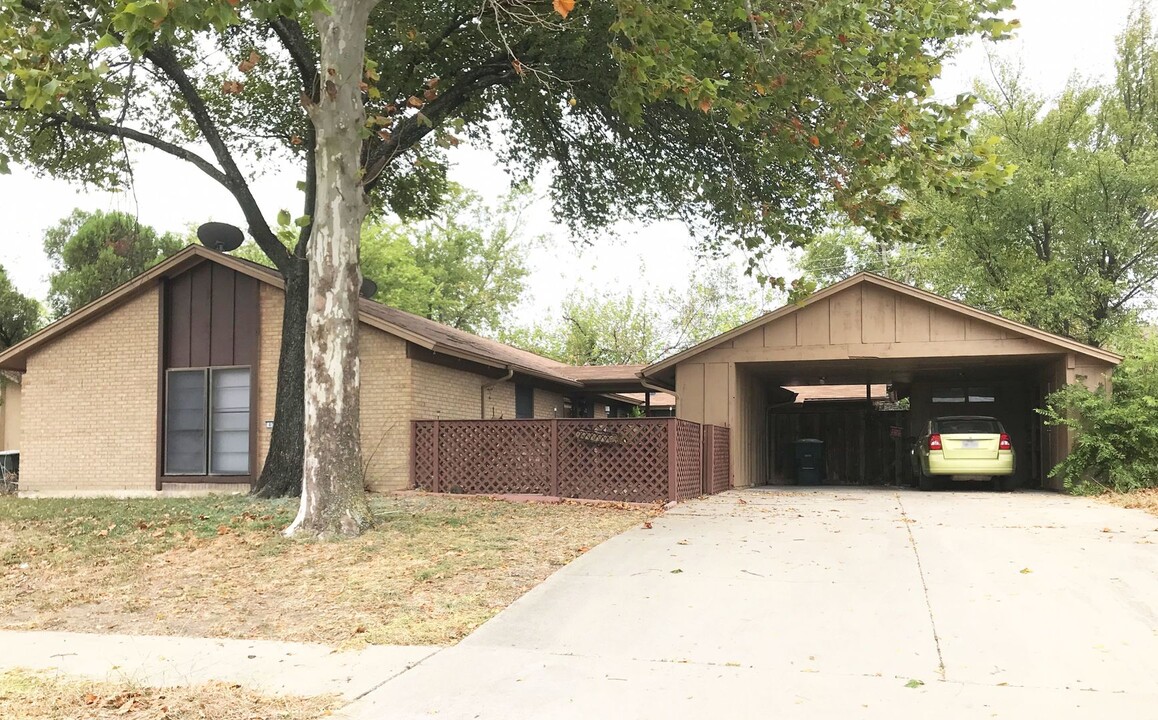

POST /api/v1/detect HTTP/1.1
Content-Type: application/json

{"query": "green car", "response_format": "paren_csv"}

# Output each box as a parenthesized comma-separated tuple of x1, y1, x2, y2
(912, 416, 1015, 491)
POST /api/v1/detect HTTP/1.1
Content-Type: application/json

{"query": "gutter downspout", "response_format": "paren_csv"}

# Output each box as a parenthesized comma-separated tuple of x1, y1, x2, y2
(639, 376, 677, 416)
(481, 366, 514, 419)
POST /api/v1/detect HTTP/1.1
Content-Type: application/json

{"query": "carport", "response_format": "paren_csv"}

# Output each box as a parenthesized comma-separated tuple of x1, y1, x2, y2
(641, 273, 1122, 490)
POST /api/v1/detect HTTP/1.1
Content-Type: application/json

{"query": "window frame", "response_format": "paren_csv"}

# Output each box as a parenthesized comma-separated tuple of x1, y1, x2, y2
(163, 365, 253, 478)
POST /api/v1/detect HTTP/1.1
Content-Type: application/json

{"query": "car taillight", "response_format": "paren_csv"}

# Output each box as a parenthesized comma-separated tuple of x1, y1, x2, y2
(928, 434, 942, 451)
(999, 433, 1012, 451)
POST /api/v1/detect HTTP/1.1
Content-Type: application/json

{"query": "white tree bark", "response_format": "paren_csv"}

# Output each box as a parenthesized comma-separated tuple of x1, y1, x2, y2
(287, 0, 377, 537)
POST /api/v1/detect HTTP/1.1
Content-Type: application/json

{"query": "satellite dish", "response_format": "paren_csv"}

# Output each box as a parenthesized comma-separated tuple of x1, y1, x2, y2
(360, 277, 378, 299)
(197, 222, 244, 252)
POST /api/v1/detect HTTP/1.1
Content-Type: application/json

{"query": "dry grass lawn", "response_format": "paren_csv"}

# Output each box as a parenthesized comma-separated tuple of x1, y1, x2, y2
(0, 493, 652, 647)
(1102, 488, 1158, 517)
(0, 669, 335, 720)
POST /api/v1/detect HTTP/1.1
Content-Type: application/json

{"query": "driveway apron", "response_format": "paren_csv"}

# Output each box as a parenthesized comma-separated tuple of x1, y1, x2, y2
(341, 488, 1158, 719)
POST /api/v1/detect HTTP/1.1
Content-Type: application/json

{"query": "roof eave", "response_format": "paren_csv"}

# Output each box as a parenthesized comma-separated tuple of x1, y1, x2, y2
(642, 272, 1124, 375)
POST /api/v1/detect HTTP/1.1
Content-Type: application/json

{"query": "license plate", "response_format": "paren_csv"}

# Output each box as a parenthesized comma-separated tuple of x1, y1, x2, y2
(960, 440, 980, 449)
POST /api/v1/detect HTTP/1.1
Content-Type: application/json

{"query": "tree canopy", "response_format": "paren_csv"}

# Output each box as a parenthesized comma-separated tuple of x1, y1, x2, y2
(799, 9, 1158, 347)
(43, 209, 181, 317)
(0, 264, 40, 350)
(505, 262, 777, 364)
(235, 184, 531, 332)
(361, 185, 530, 334)
(1, 0, 1016, 255)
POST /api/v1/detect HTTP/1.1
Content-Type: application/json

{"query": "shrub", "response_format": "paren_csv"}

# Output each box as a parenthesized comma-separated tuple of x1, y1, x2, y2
(1041, 333, 1158, 494)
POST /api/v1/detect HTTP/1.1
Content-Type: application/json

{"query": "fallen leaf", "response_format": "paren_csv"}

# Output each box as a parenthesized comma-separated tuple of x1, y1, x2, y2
(904, 679, 924, 688)
(117, 698, 134, 714)
(677, 540, 689, 545)
(737, 497, 747, 505)
(1101, 527, 1112, 533)
(217, 525, 232, 535)
(1019, 567, 1032, 574)
(553, 0, 575, 18)
(642, 521, 653, 529)
(670, 568, 683, 574)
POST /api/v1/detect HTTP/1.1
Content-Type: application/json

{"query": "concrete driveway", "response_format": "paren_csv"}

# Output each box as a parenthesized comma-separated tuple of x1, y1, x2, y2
(342, 488, 1158, 719)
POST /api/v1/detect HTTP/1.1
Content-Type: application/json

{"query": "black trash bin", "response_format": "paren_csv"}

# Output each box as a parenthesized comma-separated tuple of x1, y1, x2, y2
(793, 439, 826, 485)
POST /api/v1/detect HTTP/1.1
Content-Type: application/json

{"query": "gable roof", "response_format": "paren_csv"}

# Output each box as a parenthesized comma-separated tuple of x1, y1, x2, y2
(0, 245, 637, 388)
(643, 272, 1123, 376)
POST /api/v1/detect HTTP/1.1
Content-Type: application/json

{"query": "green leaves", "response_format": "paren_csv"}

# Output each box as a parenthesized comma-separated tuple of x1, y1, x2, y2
(0, 263, 41, 349)
(1043, 333, 1158, 494)
(41, 209, 182, 318)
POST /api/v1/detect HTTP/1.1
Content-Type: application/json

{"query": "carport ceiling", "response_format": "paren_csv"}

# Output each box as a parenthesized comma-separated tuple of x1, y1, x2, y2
(740, 355, 1062, 386)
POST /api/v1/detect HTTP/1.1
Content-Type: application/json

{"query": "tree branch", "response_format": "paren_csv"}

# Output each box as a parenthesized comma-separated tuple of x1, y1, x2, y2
(362, 58, 519, 188)
(267, 17, 319, 258)
(269, 16, 318, 93)
(53, 113, 230, 187)
(144, 44, 291, 271)
(386, 11, 474, 103)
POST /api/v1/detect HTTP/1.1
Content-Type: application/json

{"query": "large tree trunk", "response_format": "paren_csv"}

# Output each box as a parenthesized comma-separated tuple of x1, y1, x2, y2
(285, 0, 375, 537)
(252, 263, 308, 498)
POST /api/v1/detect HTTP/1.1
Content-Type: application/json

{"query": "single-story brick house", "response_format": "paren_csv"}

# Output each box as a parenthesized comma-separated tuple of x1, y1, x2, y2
(0, 245, 650, 495)
(0, 247, 1124, 496)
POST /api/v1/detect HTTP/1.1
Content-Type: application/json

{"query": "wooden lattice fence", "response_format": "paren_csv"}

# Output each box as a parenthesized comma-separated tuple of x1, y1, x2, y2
(703, 425, 732, 495)
(411, 417, 731, 504)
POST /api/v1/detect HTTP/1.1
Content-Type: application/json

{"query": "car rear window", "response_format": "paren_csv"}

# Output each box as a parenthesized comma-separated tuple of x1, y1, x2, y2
(933, 418, 1002, 434)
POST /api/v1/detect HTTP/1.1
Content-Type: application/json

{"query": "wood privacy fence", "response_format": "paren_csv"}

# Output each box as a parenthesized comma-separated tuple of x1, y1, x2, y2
(411, 418, 731, 504)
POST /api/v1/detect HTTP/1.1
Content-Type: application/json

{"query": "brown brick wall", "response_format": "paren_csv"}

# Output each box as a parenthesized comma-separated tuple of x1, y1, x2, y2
(0, 379, 20, 451)
(360, 328, 411, 491)
(255, 284, 281, 473)
(534, 387, 566, 418)
(256, 286, 412, 492)
(409, 363, 568, 422)
(20, 288, 160, 492)
(411, 360, 492, 420)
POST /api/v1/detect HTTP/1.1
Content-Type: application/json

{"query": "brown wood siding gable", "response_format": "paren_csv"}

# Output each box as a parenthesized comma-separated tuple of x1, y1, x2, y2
(159, 261, 261, 485)
(164, 262, 259, 369)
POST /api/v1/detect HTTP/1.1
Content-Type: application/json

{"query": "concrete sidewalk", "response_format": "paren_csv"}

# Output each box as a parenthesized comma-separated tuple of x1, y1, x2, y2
(0, 630, 439, 700)
(336, 488, 1158, 719)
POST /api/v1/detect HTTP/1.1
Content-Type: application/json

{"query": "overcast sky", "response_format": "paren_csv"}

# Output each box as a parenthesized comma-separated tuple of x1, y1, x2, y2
(0, 0, 1146, 321)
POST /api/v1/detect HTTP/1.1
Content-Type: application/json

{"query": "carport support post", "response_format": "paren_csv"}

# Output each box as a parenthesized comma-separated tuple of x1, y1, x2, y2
(667, 417, 678, 502)
(432, 418, 441, 494)
(550, 419, 559, 497)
